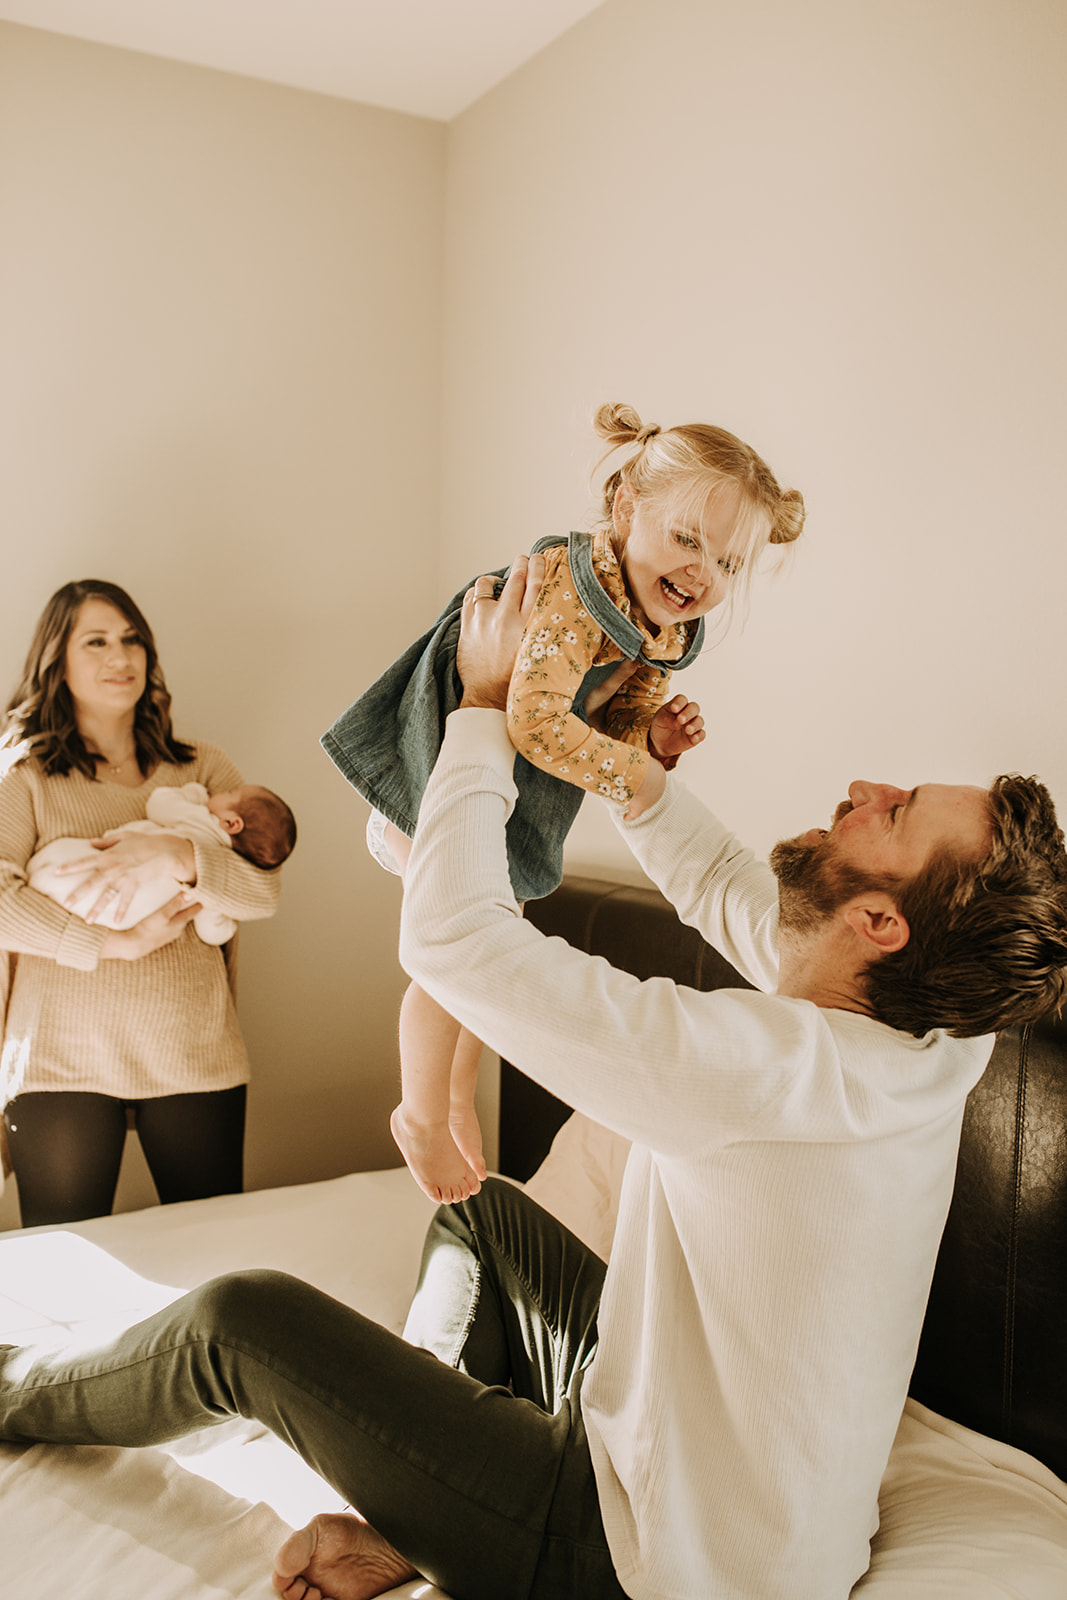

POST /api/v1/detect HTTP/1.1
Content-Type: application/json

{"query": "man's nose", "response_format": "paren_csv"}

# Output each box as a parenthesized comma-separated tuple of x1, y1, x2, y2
(848, 780, 910, 810)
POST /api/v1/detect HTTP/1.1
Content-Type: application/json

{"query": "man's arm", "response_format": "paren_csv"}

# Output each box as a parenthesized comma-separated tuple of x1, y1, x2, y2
(614, 781, 780, 992)
(399, 560, 802, 1155)
(459, 557, 778, 989)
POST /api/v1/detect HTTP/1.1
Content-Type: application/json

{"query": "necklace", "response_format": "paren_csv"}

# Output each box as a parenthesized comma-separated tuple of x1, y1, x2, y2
(96, 750, 136, 777)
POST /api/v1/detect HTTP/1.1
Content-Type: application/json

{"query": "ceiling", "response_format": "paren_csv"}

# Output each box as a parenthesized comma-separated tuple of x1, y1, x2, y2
(0, 0, 607, 120)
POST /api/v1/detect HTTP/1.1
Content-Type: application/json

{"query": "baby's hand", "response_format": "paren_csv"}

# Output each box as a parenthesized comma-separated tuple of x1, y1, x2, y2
(648, 695, 705, 762)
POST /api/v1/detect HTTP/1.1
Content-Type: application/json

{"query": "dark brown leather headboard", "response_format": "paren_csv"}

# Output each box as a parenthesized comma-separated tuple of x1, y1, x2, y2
(498, 874, 1067, 1481)
(909, 1013, 1067, 1478)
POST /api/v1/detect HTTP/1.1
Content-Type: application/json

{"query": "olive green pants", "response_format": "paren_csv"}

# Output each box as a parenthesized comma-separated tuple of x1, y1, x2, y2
(0, 1178, 628, 1600)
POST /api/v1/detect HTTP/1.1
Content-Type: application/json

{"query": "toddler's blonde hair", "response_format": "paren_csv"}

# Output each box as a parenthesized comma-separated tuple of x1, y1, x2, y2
(592, 402, 805, 628)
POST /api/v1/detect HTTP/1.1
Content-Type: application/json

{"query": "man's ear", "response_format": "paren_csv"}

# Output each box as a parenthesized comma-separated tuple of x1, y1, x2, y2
(843, 893, 910, 955)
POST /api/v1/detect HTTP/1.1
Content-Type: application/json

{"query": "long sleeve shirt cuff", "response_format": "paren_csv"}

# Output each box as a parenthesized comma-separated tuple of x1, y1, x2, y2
(440, 707, 516, 781)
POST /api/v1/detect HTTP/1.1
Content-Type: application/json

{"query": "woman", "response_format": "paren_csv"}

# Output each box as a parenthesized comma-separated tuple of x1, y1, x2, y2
(0, 579, 282, 1227)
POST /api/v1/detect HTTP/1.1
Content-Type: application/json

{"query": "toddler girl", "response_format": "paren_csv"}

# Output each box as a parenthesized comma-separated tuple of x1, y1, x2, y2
(323, 403, 804, 1202)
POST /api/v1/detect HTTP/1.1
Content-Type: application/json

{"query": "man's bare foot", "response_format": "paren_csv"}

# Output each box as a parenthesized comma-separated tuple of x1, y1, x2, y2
(390, 1103, 482, 1204)
(273, 1511, 418, 1600)
(448, 1102, 487, 1183)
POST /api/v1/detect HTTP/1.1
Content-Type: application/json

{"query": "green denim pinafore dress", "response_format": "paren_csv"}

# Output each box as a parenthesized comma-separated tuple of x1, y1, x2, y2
(321, 531, 705, 902)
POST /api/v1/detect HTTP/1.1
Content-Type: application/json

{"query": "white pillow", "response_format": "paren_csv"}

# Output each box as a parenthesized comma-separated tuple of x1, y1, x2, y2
(524, 1112, 630, 1260)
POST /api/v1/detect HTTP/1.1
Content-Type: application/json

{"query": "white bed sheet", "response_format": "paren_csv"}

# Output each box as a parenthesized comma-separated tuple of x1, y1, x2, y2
(0, 1168, 445, 1600)
(3, 1131, 1066, 1600)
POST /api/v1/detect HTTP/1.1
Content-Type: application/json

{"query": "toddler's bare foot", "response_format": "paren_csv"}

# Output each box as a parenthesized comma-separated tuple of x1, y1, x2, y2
(448, 1102, 487, 1182)
(273, 1510, 417, 1600)
(390, 1103, 482, 1204)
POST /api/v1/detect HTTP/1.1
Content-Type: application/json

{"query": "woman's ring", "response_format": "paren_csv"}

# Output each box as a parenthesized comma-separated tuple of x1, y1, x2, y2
(105, 886, 119, 897)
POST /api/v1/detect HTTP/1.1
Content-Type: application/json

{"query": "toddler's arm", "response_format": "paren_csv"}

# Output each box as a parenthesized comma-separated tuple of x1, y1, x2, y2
(506, 578, 667, 806)
(508, 650, 650, 805)
(601, 667, 704, 767)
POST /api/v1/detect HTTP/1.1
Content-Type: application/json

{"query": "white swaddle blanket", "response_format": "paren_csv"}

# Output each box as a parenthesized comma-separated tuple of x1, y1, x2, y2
(28, 782, 237, 945)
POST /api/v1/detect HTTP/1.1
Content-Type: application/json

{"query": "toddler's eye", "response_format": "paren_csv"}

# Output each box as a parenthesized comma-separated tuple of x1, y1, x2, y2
(673, 531, 701, 551)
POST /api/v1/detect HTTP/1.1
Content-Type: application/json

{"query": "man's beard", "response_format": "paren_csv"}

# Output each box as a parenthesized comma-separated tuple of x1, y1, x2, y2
(769, 834, 844, 935)
(769, 829, 885, 936)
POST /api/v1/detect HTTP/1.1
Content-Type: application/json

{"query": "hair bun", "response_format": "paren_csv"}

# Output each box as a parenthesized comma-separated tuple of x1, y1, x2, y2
(593, 402, 648, 447)
(770, 487, 805, 545)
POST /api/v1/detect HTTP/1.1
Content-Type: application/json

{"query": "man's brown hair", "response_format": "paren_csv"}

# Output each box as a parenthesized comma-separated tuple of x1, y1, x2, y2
(863, 774, 1067, 1038)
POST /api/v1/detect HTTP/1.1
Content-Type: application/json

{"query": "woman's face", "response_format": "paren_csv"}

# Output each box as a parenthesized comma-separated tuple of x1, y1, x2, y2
(64, 598, 147, 725)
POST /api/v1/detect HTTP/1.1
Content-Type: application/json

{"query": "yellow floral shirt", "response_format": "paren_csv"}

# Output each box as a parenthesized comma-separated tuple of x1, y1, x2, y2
(506, 529, 696, 805)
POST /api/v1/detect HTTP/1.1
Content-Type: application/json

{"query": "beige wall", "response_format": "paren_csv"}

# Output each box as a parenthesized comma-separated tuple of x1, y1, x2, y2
(442, 0, 1067, 873)
(2, 0, 1065, 1227)
(0, 23, 445, 1227)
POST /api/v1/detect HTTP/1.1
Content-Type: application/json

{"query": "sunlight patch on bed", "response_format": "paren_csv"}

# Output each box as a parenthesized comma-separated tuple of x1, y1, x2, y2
(0, 1231, 178, 1340)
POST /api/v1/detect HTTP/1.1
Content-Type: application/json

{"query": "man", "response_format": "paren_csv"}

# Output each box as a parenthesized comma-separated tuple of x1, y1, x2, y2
(2, 556, 1066, 1600)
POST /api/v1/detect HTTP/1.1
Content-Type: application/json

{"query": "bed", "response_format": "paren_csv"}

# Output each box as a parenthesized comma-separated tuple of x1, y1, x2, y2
(3, 875, 1066, 1600)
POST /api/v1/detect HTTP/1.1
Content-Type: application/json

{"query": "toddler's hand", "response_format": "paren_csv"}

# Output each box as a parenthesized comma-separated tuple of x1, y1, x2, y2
(648, 695, 705, 763)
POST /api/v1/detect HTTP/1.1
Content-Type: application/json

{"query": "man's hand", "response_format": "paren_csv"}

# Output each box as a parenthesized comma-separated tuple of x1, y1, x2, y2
(648, 695, 705, 763)
(457, 552, 546, 710)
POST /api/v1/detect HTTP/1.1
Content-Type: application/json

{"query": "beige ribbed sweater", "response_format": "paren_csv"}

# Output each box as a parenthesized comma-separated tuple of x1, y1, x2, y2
(0, 742, 281, 1103)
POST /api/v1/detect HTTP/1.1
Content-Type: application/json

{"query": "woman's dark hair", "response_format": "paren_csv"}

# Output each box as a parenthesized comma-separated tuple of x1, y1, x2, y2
(0, 579, 195, 780)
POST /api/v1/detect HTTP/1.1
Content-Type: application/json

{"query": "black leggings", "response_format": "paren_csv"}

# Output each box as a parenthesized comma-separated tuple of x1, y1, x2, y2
(3, 1085, 246, 1228)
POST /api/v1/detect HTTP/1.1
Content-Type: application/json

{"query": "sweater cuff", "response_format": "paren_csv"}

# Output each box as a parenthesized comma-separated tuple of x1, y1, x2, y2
(54, 915, 106, 971)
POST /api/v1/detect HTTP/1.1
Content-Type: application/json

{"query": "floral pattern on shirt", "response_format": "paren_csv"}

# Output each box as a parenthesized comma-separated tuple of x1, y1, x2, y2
(506, 530, 697, 805)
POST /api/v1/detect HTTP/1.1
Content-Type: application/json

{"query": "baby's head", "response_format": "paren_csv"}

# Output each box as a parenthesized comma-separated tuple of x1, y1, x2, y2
(207, 785, 297, 868)
(593, 402, 805, 628)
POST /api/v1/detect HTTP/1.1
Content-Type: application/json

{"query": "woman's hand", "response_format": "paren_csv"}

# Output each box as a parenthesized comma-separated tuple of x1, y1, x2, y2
(457, 552, 545, 710)
(98, 892, 202, 960)
(648, 695, 705, 763)
(55, 831, 197, 925)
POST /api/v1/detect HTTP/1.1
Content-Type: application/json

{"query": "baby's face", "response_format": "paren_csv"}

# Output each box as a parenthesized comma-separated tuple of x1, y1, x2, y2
(207, 785, 257, 818)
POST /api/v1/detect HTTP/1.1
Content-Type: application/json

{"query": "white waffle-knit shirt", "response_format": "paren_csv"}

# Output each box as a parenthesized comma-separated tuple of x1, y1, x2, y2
(400, 710, 994, 1600)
